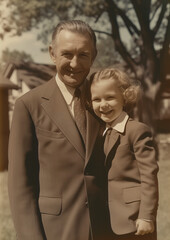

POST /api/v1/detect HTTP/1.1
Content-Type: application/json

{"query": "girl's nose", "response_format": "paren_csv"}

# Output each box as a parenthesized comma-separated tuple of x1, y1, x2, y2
(100, 101, 109, 109)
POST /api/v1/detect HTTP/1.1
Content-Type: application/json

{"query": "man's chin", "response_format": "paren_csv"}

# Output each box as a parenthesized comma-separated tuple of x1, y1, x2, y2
(63, 75, 85, 87)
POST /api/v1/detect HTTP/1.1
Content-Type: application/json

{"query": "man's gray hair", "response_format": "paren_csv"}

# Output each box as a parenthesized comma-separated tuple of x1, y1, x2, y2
(51, 20, 97, 55)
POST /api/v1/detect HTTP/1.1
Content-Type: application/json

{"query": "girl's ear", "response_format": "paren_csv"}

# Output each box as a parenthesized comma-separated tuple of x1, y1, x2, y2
(49, 45, 56, 63)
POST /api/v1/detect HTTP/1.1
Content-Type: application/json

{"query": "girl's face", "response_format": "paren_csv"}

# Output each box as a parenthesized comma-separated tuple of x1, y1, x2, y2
(91, 78, 124, 124)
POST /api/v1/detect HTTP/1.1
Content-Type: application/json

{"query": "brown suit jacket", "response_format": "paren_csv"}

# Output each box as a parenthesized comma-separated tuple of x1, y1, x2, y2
(105, 118, 159, 235)
(8, 78, 107, 240)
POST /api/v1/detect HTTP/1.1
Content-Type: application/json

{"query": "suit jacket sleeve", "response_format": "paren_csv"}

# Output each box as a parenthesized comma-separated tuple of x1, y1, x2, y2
(8, 98, 46, 240)
(130, 123, 159, 221)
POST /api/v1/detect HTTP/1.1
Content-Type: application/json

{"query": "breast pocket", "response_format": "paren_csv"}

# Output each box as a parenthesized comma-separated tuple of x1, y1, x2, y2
(39, 196, 62, 215)
(36, 127, 64, 139)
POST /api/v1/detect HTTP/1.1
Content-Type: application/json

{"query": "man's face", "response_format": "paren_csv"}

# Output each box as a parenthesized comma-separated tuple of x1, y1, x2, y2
(49, 30, 96, 88)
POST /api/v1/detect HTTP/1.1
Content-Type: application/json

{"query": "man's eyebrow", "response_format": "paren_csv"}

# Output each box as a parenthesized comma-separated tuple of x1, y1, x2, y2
(61, 49, 71, 52)
(79, 50, 91, 54)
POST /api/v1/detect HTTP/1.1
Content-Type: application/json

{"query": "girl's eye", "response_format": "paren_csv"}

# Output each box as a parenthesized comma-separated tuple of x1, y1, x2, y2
(107, 96, 115, 100)
(92, 98, 100, 102)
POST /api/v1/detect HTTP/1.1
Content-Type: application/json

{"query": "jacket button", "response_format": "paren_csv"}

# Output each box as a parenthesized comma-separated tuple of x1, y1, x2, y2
(85, 201, 88, 207)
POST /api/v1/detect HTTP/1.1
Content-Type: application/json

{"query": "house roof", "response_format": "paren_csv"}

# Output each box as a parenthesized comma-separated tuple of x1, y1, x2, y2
(2, 61, 170, 98)
(3, 61, 56, 89)
(0, 73, 19, 89)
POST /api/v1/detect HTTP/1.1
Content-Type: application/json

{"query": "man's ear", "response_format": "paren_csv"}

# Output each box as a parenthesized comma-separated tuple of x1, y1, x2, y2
(49, 45, 56, 63)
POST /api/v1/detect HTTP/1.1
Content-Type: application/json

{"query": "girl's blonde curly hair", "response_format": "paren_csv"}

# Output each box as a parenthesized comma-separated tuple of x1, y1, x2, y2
(88, 68, 141, 114)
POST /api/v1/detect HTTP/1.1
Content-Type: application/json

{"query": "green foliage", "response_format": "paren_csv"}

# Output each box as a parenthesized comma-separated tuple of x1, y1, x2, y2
(94, 36, 123, 68)
(0, 48, 34, 72)
(1, 0, 74, 38)
(1, 48, 34, 63)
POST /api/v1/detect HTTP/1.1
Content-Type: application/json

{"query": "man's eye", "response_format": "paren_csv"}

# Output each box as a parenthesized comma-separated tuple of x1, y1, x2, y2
(80, 53, 89, 57)
(62, 53, 72, 57)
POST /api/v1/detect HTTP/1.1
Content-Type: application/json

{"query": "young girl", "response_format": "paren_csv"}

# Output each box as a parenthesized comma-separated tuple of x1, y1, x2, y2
(89, 68, 159, 240)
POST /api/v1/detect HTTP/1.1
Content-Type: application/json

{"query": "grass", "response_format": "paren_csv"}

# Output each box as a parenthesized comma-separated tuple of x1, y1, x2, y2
(0, 171, 16, 240)
(157, 134, 170, 240)
(0, 134, 170, 240)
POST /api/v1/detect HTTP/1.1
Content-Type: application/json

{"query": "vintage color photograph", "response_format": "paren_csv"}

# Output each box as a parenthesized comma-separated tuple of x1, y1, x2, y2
(0, 1, 169, 240)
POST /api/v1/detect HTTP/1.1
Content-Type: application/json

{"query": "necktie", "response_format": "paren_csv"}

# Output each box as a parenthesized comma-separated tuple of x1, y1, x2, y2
(74, 88, 86, 143)
(104, 127, 113, 156)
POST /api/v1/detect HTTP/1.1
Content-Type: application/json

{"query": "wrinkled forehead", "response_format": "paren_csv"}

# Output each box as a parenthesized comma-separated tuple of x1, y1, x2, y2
(53, 29, 97, 59)
(53, 28, 96, 48)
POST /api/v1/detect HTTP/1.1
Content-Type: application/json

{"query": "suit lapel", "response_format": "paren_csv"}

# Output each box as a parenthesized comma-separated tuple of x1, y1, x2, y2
(85, 111, 100, 166)
(105, 131, 120, 159)
(41, 78, 85, 159)
(104, 131, 120, 172)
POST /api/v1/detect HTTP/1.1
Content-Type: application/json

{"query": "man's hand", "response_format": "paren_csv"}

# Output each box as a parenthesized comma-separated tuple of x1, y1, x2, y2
(135, 219, 154, 235)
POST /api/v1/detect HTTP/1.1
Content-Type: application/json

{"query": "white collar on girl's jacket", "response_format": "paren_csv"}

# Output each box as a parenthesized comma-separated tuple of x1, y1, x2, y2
(103, 111, 129, 136)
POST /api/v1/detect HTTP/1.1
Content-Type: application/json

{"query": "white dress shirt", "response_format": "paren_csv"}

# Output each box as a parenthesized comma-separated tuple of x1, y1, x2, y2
(55, 74, 75, 117)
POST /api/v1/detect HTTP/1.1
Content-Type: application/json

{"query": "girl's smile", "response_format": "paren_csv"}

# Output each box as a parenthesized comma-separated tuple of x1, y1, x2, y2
(91, 79, 124, 124)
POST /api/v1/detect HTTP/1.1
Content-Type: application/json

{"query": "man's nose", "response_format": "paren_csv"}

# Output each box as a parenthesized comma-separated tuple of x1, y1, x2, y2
(70, 56, 78, 68)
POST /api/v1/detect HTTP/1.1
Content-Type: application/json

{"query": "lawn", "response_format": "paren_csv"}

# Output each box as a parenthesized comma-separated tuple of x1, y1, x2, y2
(157, 134, 170, 240)
(0, 134, 170, 240)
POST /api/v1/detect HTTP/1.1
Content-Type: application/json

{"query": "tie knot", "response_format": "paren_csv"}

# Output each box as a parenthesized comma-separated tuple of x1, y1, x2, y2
(105, 127, 112, 136)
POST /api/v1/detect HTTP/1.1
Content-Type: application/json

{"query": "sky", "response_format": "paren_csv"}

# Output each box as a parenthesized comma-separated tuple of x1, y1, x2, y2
(0, 0, 51, 64)
(0, 29, 52, 64)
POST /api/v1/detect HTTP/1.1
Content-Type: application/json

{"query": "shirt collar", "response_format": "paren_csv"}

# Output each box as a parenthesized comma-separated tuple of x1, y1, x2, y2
(103, 111, 129, 136)
(55, 74, 75, 105)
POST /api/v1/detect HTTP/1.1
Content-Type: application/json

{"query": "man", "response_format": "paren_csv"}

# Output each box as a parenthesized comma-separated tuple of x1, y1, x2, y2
(8, 20, 108, 240)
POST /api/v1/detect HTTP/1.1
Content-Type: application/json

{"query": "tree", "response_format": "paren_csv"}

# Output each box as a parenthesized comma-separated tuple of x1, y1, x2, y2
(1, 0, 169, 130)
(93, 35, 123, 68)
(1, 48, 34, 63)
(0, 48, 34, 72)
(79, 0, 169, 130)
